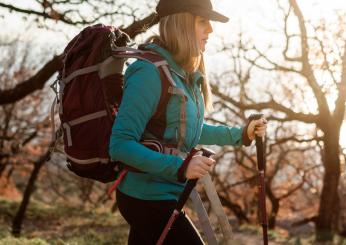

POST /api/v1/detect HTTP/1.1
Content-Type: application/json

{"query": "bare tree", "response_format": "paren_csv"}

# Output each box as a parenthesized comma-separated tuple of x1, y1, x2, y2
(208, 131, 318, 230)
(209, 0, 345, 241)
(0, 0, 158, 105)
(0, 37, 54, 235)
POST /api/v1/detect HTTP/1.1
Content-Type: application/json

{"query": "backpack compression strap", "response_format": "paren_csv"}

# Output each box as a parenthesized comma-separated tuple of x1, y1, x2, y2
(53, 47, 188, 152)
(50, 48, 188, 165)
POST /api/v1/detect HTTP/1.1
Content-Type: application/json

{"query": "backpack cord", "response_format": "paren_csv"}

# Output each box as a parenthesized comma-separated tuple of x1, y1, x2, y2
(49, 79, 63, 155)
(59, 33, 82, 116)
(62, 33, 82, 80)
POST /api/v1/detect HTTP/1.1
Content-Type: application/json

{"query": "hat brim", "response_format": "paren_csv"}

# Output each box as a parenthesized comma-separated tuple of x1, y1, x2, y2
(192, 9, 229, 23)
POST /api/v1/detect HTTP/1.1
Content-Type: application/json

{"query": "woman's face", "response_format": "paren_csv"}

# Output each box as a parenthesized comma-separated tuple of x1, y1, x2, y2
(195, 16, 213, 53)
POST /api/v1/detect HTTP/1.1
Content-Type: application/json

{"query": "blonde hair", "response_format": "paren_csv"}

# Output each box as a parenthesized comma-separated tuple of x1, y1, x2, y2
(147, 13, 213, 112)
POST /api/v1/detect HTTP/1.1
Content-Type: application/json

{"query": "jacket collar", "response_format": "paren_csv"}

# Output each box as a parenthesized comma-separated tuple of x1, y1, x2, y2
(144, 43, 204, 86)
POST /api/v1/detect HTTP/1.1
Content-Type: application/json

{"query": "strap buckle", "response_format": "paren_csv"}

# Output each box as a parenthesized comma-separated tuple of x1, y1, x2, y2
(163, 146, 188, 159)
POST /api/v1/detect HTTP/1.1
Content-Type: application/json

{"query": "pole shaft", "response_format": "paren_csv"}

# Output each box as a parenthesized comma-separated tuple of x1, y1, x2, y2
(249, 114, 268, 245)
(156, 147, 215, 245)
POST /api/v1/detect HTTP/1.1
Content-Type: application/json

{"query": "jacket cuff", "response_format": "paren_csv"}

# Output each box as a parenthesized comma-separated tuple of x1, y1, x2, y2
(177, 148, 199, 183)
(242, 124, 252, 146)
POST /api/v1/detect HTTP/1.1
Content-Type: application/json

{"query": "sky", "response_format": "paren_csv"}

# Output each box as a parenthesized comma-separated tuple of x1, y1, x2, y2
(1, 0, 345, 40)
(1, 0, 345, 51)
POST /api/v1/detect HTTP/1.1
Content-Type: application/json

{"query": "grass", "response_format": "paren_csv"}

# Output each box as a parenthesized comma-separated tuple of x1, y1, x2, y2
(1, 197, 346, 244)
(0, 198, 129, 245)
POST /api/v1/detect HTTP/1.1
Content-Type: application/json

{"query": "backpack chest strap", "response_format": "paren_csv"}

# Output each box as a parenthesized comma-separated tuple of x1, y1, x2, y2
(163, 145, 188, 159)
(140, 139, 189, 159)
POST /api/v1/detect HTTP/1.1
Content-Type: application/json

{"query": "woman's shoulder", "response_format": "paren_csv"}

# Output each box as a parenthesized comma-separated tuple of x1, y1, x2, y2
(123, 59, 162, 94)
(124, 59, 160, 80)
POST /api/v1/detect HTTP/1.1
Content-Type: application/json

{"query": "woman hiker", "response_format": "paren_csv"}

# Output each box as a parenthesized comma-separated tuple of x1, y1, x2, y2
(109, 0, 267, 244)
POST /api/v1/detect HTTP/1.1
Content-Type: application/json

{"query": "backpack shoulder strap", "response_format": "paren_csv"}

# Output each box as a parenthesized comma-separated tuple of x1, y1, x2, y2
(113, 47, 187, 149)
(134, 51, 174, 140)
(137, 52, 188, 150)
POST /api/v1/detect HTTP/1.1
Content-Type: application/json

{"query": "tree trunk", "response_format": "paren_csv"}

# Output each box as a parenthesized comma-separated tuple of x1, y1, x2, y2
(316, 128, 341, 241)
(265, 181, 280, 229)
(11, 151, 49, 236)
(219, 195, 250, 224)
(337, 169, 346, 236)
(268, 198, 280, 229)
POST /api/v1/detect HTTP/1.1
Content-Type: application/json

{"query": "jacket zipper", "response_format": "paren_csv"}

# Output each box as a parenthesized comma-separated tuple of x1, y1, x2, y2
(172, 69, 202, 150)
(190, 84, 201, 149)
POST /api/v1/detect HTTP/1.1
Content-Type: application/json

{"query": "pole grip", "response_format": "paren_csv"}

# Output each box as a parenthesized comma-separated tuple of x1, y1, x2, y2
(175, 147, 215, 211)
(248, 114, 265, 171)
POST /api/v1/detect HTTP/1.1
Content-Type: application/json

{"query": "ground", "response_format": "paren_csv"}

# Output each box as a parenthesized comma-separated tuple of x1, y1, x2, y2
(0, 197, 345, 244)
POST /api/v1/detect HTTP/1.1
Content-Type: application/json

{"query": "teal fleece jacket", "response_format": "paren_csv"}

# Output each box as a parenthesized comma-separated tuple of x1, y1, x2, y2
(109, 44, 248, 201)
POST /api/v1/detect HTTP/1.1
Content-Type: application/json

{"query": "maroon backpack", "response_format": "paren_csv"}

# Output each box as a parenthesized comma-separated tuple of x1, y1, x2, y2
(50, 24, 186, 183)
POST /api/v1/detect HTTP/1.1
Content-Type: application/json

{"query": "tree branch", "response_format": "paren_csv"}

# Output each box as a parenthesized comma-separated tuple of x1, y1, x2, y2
(289, 0, 330, 117)
(0, 2, 77, 25)
(0, 55, 63, 105)
(211, 83, 319, 124)
(280, 5, 302, 63)
(245, 47, 301, 74)
(0, 12, 158, 105)
(123, 13, 158, 39)
(333, 40, 346, 126)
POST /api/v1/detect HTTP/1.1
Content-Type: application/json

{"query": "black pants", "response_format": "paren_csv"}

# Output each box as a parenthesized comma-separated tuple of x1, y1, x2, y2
(116, 190, 204, 245)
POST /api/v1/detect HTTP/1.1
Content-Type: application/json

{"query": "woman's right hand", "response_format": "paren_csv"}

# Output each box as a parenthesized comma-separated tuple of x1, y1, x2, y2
(185, 154, 215, 179)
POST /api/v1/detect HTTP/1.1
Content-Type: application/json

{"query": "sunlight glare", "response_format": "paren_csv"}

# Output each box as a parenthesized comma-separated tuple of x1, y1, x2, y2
(341, 122, 346, 149)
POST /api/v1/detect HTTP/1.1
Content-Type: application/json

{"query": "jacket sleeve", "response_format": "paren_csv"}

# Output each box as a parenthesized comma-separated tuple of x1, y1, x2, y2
(198, 122, 252, 146)
(108, 60, 184, 182)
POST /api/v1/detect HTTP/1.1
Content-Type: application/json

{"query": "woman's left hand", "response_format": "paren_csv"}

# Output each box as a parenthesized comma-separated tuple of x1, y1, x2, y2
(247, 118, 267, 141)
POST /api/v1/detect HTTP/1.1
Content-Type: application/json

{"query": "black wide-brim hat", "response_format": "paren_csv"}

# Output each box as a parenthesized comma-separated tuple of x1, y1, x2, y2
(156, 0, 229, 23)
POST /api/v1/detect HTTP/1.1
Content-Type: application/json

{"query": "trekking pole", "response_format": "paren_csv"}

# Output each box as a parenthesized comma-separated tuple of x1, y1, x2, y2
(201, 173, 233, 244)
(190, 188, 218, 245)
(156, 147, 215, 245)
(249, 114, 268, 245)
